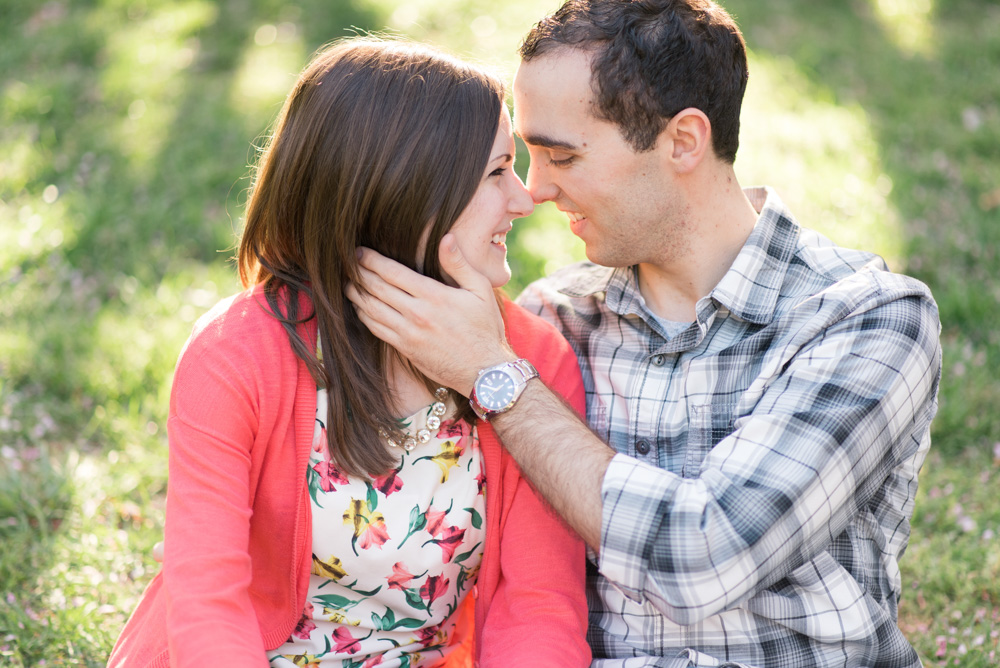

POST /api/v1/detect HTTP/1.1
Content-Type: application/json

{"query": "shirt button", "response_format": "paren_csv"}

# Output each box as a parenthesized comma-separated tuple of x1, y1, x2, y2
(651, 354, 666, 366)
(635, 439, 651, 455)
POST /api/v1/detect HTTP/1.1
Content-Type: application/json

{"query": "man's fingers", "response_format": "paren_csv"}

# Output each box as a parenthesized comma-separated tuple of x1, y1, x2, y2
(356, 246, 434, 293)
(346, 277, 405, 327)
(353, 263, 407, 301)
(438, 234, 492, 296)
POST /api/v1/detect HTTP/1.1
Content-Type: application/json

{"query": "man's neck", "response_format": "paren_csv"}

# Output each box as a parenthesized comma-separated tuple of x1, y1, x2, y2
(637, 178, 758, 321)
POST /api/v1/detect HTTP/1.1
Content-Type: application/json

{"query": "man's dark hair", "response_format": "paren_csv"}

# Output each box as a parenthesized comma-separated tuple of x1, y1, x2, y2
(520, 0, 748, 162)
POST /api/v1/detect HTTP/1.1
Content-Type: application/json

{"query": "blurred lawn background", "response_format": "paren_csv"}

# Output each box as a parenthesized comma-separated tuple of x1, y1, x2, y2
(1, 0, 998, 665)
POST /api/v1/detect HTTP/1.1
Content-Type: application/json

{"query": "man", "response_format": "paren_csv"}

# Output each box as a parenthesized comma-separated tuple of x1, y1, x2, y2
(347, 1, 942, 665)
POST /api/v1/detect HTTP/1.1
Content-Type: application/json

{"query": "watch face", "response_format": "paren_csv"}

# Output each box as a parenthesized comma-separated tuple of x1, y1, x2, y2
(475, 369, 516, 411)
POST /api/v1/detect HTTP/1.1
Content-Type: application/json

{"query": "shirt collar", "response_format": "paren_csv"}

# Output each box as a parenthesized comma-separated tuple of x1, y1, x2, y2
(707, 186, 800, 325)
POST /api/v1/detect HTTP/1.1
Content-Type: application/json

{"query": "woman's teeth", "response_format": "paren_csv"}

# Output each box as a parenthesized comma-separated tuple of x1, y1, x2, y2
(491, 233, 507, 248)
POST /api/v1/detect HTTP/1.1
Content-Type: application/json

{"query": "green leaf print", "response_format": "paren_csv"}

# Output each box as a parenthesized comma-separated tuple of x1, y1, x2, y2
(452, 541, 482, 565)
(397, 504, 427, 548)
(312, 593, 360, 611)
(366, 481, 378, 512)
(306, 465, 324, 509)
(463, 507, 482, 529)
(341, 579, 383, 597)
(403, 587, 425, 611)
(371, 607, 426, 631)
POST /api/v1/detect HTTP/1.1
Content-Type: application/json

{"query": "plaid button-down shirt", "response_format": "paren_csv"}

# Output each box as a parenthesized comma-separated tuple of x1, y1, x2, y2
(517, 187, 941, 668)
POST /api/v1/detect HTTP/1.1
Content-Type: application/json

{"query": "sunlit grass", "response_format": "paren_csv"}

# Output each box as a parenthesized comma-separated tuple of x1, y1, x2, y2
(99, 2, 220, 172)
(870, 0, 936, 58)
(230, 21, 305, 120)
(737, 52, 905, 269)
(381, 0, 562, 78)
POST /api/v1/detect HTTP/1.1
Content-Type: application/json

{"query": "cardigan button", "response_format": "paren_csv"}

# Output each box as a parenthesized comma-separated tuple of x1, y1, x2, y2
(472, 584, 479, 599)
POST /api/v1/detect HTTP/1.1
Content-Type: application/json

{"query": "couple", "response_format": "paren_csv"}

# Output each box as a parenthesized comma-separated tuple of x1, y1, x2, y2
(110, 0, 942, 667)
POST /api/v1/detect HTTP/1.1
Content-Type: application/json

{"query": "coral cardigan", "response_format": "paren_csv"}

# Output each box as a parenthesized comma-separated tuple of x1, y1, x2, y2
(108, 286, 590, 667)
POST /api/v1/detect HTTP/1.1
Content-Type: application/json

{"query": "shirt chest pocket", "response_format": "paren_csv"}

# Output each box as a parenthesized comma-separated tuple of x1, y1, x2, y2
(685, 403, 737, 477)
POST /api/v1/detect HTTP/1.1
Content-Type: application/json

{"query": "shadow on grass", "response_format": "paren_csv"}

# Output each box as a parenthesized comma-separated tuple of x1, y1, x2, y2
(1, 0, 388, 423)
(1, 1, 384, 663)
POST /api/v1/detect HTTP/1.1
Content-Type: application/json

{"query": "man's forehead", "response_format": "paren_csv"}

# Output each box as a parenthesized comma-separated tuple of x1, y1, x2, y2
(514, 49, 595, 112)
(512, 71, 595, 148)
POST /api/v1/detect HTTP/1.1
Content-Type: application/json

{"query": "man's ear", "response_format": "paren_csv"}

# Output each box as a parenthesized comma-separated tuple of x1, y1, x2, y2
(665, 108, 711, 174)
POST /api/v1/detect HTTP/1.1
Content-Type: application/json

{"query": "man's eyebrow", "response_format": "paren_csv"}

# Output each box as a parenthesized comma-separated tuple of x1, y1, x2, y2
(517, 133, 577, 151)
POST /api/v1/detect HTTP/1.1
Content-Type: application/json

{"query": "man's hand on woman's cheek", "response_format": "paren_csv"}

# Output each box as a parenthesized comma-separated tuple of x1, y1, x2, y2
(345, 234, 514, 394)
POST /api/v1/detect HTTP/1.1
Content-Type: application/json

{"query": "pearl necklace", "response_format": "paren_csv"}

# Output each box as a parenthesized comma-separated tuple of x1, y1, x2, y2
(380, 387, 450, 452)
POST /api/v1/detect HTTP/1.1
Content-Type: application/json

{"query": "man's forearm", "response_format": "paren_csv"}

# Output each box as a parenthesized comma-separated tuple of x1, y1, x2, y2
(491, 381, 616, 551)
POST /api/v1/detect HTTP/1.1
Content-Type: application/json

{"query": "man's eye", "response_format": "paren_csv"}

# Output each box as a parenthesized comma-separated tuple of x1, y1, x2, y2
(548, 155, 575, 167)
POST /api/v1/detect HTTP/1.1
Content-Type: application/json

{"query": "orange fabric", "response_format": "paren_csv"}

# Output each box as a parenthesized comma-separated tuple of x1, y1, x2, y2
(108, 287, 589, 667)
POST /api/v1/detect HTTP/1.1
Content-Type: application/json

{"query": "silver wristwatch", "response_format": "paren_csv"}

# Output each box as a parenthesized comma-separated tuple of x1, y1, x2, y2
(469, 359, 539, 420)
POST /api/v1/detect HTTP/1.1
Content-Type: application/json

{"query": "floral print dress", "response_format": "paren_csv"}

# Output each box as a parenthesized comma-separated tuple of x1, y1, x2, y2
(267, 384, 486, 668)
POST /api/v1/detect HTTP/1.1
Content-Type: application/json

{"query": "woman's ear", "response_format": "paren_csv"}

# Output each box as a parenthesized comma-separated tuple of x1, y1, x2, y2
(665, 107, 711, 174)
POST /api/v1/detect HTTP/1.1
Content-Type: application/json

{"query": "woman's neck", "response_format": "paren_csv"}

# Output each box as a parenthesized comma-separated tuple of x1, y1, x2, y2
(385, 354, 438, 418)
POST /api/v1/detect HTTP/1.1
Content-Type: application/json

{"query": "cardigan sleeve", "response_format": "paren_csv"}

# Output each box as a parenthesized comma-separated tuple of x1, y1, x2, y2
(477, 303, 591, 667)
(161, 302, 277, 667)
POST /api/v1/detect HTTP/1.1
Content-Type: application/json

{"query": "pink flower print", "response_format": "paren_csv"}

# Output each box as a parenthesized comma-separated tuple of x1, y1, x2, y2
(424, 508, 449, 538)
(373, 464, 403, 498)
(387, 562, 417, 591)
(331, 626, 363, 654)
(436, 419, 472, 453)
(363, 655, 384, 668)
(419, 574, 450, 612)
(343, 500, 390, 553)
(313, 425, 328, 453)
(428, 525, 466, 563)
(312, 459, 349, 492)
(416, 626, 437, 643)
(475, 468, 486, 495)
(291, 601, 316, 640)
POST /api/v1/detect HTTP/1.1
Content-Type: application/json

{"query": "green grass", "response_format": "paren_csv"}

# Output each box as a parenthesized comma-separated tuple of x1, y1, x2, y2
(1, 0, 997, 665)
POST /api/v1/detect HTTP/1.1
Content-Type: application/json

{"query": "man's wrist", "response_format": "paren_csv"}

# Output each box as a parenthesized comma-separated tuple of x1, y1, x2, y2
(468, 357, 538, 420)
(459, 348, 518, 396)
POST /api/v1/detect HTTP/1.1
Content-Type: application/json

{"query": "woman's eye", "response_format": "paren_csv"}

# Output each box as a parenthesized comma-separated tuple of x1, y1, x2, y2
(490, 167, 507, 177)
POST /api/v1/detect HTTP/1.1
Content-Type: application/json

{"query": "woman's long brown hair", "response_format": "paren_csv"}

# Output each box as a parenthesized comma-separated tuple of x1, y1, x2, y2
(237, 38, 505, 478)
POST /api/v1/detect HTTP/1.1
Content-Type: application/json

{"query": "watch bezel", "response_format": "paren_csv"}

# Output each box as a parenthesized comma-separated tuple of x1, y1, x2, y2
(469, 359, 538, 420)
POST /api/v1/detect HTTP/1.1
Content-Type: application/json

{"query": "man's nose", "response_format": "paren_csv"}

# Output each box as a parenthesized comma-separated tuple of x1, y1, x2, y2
(526, 160, 559, 204)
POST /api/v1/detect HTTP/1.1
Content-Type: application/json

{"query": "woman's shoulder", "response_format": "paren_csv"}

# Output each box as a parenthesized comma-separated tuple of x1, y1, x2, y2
(185, 286, 268, 344)
(502, 298, 576, 368)
(179, 284, 309, 367)
(503, 299, 564, 343)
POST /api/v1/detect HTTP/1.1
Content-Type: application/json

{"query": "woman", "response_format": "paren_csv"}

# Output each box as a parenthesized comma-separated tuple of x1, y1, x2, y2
(108, 38, 590, 667)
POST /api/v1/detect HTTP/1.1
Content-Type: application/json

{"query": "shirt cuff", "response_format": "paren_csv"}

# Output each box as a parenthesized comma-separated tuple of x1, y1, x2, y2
(599, 453, 681, 604)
